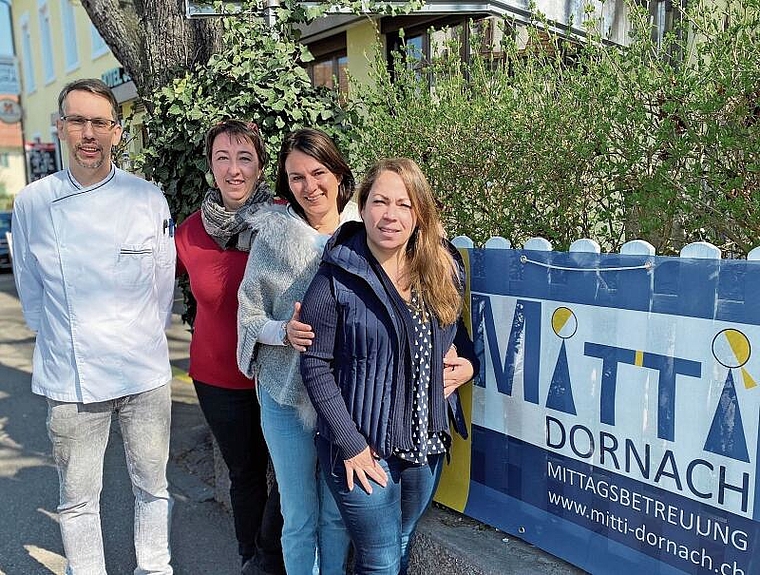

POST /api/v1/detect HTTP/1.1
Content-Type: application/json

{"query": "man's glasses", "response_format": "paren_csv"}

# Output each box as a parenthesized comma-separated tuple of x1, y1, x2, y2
(61, 115, 118, 134)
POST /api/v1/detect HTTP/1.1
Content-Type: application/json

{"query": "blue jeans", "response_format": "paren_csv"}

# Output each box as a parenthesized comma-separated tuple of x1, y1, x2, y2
(317, 437, 444, 575)
(194, 381, 283, 572)
(257, 386, 350, 575)
(46, 384, 173, 575)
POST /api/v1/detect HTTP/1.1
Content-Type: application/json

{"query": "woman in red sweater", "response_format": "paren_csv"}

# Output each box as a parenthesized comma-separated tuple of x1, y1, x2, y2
(175, 120, 283, 575)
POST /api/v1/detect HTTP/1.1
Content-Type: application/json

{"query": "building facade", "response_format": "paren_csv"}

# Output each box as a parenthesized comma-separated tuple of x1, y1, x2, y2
(0, 94, 25, 204)
(297, 0, 632, 92)
(10, 0, 669, 183)
(9, 0, 138, 181)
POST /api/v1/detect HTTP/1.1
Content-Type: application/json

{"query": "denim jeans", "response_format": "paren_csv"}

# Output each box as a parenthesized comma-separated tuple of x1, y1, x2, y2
(257, 386, 350, 575)
(317, 436, 444, 575)
(46, 383, 173, 575)
(193, 380, 283, 573)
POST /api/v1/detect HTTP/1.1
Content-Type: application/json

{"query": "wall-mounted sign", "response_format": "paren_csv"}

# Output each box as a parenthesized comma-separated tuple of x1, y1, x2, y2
(185, 0, 257, 17)
(101, 67, 132, 89)
(0, 55, 21, 95)
(0, 98, 22, 124)
(26, 142, 59, 182)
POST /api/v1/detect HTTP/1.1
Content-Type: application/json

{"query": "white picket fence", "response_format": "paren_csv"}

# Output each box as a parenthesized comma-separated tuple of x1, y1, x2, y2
(450, 236, 760, 261)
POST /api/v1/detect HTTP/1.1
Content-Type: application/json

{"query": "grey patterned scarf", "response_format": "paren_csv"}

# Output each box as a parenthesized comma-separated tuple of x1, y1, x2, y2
(200, 180, 273, 252)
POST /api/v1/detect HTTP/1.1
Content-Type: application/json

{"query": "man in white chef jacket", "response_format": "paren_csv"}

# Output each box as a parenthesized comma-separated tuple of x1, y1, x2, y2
(11, 78, 176, 575)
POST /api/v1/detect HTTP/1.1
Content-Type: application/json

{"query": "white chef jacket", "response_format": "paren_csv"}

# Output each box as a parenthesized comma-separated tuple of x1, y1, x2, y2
(11, 166, 176, 403)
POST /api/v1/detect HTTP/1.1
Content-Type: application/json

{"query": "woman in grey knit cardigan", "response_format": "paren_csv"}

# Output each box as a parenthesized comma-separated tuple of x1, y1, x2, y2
(237, 129, 358, 575)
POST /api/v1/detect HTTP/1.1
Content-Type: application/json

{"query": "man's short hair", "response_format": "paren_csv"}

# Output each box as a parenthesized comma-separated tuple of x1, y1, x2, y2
(58, 78, 119, 121)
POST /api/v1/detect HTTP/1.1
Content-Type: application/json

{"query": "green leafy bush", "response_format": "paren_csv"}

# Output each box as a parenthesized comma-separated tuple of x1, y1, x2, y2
(349, 0, 760, 255)
(133, 0, 422, 322)
(138, 10, 343, 224)
(136, 0, 423, 222)
(136, 0, 760, 257)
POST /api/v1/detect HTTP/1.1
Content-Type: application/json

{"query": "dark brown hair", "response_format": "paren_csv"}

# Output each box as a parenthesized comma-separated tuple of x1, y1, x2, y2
(205, 119, 267, 174)
(58, 78, 119, 120)
(275, 128, 355, 220)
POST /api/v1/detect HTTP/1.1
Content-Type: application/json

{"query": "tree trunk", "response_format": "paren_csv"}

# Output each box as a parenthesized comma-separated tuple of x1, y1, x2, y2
(80, 0, 224, 105)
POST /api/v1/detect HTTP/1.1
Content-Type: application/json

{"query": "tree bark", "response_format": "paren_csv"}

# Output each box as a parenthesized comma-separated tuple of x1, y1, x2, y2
(80, 0, 223, 104)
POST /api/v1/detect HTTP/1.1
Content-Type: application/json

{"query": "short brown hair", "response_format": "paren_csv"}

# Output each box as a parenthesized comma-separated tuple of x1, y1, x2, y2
(205, 119, 268, 175)
(58, 78, 119, 120)
(275, 128, 355, 220)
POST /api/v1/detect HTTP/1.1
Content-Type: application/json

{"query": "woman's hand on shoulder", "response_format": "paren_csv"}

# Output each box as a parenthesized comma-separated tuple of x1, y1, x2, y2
(443, 345, 475, 398)
(344, 447, 388, 494)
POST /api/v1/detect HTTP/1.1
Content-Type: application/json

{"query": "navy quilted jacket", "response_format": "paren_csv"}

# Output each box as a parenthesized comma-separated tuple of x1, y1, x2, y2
(299, 221, 479, 460)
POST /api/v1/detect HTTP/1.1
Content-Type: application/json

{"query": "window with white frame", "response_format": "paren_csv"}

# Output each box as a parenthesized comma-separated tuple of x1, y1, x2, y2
(90, 23, 109, 59)
(20, 13, 36, 94)
(60, 0, 79, 71)
(38, 0, 56, 83)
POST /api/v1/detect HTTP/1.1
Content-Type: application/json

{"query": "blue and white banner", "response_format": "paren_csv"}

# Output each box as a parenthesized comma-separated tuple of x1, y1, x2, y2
(436, 248, 760, 575)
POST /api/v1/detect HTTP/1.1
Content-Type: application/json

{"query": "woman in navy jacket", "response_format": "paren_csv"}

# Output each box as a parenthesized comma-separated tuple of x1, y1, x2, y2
(300, 158, 479, 575)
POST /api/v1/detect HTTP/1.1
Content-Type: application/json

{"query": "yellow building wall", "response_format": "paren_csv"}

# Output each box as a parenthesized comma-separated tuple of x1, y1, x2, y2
(684, 0, 748, 67)
(118, 99, 148, 174)
(12, 0, 120, 146)
(0, 150, 27, 199)
(346, 19, 384, 89)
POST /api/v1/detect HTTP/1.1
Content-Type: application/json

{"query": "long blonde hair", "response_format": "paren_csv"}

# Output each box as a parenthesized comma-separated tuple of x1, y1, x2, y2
(358, 158, 462, 326)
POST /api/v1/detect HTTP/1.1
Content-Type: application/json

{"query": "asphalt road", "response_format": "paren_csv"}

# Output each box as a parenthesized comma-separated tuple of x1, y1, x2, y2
(0, 272, 240, 575)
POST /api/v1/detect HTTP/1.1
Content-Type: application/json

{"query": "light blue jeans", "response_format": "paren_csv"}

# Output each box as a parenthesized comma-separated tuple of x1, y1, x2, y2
(257, 385, 350, 575)
(46, 384, 173, 575)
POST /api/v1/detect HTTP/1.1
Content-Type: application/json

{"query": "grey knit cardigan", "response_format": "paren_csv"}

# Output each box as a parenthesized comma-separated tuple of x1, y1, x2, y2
(236, 202, 360, 428)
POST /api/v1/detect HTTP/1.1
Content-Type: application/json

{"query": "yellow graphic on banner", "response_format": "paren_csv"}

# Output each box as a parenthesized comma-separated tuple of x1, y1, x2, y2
(712, 328, 755, 389)
(435, 248, 473, 512)
(551, 307, 577, 339)
(741, 367, 757, 389)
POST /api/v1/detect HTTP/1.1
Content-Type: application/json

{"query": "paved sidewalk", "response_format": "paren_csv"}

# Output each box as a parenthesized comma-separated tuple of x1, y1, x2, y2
(0, 272, 239, 575)
(0, 270, 586, 575)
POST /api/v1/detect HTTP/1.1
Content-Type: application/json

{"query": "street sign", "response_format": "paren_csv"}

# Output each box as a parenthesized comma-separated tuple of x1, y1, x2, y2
(0, 98, 21, 124)
(0, 55, 21, 95)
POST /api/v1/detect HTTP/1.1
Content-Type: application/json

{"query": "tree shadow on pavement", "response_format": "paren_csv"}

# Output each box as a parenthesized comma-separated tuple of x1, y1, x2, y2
(0, 361, 238, 575)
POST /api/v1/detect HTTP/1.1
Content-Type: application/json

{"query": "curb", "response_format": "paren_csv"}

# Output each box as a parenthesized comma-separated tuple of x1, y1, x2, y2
(409, 506, 586, 575)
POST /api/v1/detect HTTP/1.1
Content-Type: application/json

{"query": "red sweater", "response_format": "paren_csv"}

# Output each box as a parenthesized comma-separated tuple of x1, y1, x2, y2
(175, 211, 252, 389)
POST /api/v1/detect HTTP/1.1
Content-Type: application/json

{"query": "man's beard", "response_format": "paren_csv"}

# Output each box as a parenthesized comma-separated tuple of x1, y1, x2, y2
(74, 144, 105, 170)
